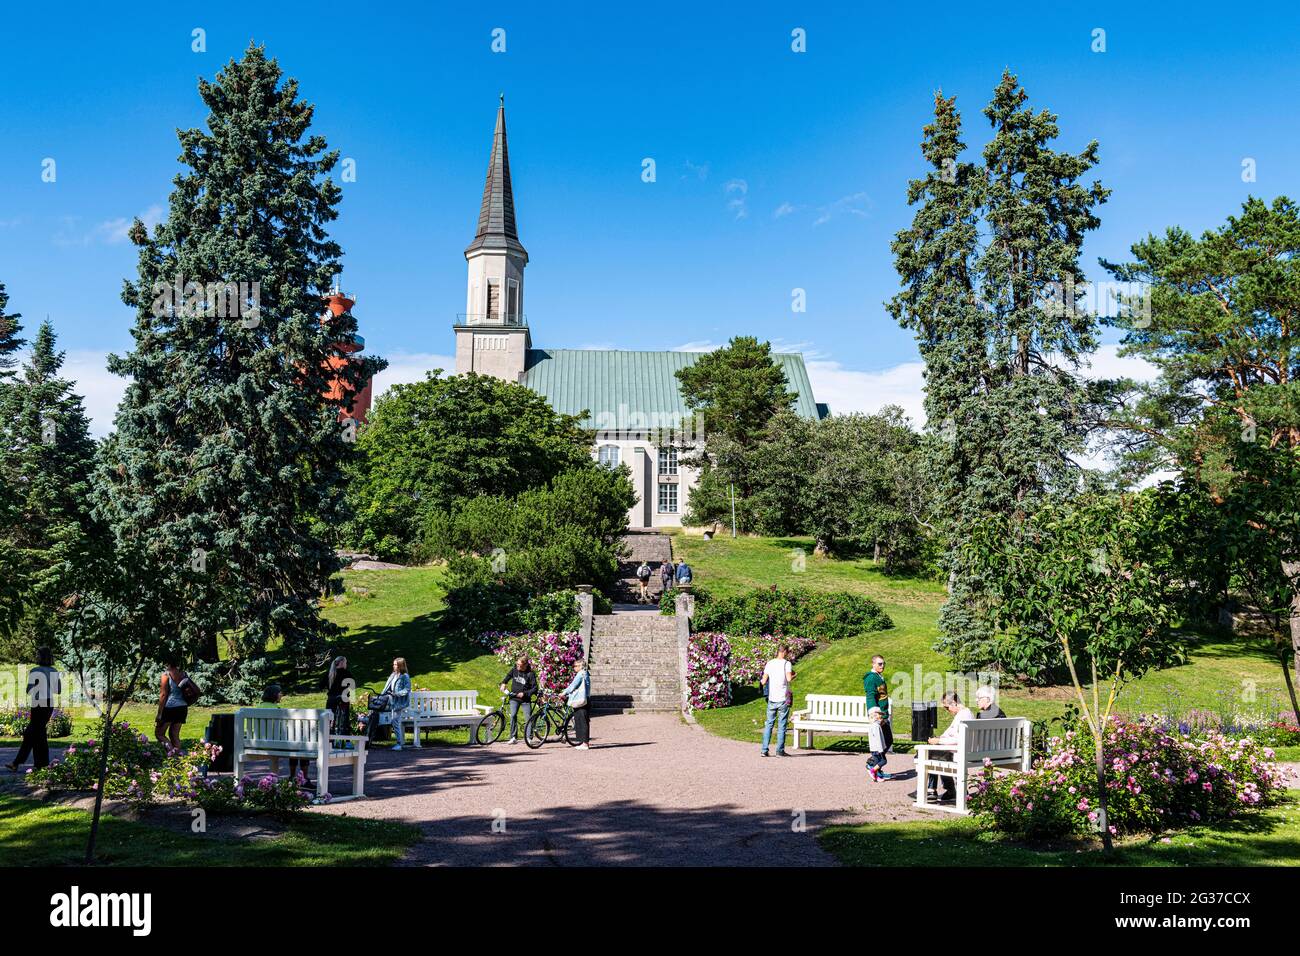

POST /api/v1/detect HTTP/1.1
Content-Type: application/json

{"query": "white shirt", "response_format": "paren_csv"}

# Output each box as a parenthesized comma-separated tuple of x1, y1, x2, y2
(936, 707, 974, 744)
(763, 659, 793, 703)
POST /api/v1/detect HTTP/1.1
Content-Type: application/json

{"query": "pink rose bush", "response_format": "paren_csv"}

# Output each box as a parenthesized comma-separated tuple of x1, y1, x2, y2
(728, 634, 816, 684)
(29, 719, 312, 818)
(687, 632, 732, 710)
(486, 630, 585, 704)
(969, 715, 1288, 840)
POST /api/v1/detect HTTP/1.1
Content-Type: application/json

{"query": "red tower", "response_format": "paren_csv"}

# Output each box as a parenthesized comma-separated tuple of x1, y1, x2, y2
(322, 290, 374, 423)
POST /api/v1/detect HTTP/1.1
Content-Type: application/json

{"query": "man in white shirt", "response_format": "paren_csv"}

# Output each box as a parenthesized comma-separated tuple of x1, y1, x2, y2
(925, 691, 974, 803)
(759, 645, 795, 757)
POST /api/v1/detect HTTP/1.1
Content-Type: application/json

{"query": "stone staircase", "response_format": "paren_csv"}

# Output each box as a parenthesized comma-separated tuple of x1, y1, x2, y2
(588, 611, 682, 714)
(613, 531, 674, 605)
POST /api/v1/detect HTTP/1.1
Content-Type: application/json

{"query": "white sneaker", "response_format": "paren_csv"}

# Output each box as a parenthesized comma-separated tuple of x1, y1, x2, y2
(508, 737, 518, 745)
(575, 743, 589, 750)
(393, 744, 403, 751)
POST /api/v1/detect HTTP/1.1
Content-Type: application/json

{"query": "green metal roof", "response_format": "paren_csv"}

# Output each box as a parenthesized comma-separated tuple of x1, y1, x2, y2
(520, 349, 824, 431)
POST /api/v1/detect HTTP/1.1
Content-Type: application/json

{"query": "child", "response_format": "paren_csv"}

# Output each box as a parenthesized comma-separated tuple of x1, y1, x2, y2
(866, 706, 893, 781)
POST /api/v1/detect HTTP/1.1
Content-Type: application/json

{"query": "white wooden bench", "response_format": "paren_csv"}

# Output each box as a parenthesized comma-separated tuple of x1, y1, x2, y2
(789, 694, 881, 750)
(233, 708, 368, 802)
(397, 690, 491, 747)
(913, 716, 1032, 814)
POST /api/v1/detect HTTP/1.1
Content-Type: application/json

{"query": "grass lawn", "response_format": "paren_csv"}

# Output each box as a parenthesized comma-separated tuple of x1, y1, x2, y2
(673, 533, 1298, 749)
(819, 791, 1300, 866)
(0, 792, 419, 866)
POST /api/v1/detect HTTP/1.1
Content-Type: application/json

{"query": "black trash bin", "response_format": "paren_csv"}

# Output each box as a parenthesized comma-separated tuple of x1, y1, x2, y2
(204, 713, 235, 773)
(911, 700, 938, 741)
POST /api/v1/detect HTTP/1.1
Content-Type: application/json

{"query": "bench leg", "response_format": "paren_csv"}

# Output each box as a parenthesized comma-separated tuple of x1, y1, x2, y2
(353, 755, 365, 798)
(956, 764, 967, 814)
(791, 727, 800, 751)
(412, 722, 421, 748)
(915, 757, 926, 808)
(318, 756, 329, 801)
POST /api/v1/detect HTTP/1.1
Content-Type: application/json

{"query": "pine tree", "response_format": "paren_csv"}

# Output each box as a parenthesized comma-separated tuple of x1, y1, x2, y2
(96, 44, 384, 666)
(0, 281, 24, 381)
(888, 75, 1109, 675)
(0, 321, 99, 659)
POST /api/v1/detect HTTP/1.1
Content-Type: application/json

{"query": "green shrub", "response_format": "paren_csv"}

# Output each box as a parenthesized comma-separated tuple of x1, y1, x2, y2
(692, 586, 892, 640)
(442, 585, 610, 639)
(659, 584, 713, 615)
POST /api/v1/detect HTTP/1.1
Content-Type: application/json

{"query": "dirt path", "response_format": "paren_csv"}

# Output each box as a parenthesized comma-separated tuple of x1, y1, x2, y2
(313, 712, 930, 866)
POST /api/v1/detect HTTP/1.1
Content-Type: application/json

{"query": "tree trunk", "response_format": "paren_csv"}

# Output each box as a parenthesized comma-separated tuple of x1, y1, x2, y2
(1284, 560, 1300, 721)
(1095, 734, 1112, 852)
(198, 631, 220, 663)
(873, 539, 881, 563)
(85, 708, 114, 864)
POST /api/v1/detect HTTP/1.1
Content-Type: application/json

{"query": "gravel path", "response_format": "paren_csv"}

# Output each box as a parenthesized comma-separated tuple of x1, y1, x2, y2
(313, 713, 930, 866)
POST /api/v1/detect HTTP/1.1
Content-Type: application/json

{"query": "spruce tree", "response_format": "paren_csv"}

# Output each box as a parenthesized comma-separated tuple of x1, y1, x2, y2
(0, 321, 100, 659)
(0, 281, 28, 643)
(0, 281, 23, 381)
(96, 44, 384, 666)
(889, 75, 1109, 674)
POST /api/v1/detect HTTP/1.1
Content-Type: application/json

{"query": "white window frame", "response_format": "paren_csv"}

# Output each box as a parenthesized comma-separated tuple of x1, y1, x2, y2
(597, 444, 621, 469)
(657, 482, 678, 514)
(657, 446, 678, 476)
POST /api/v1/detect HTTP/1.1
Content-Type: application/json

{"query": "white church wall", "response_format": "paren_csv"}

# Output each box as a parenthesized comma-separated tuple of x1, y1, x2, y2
(592, 437, 699, 529)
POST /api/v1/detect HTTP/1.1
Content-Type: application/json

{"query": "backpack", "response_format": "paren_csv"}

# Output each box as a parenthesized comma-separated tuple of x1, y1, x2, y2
(177, 674, 202, 706)
(637, 563, 651, 581)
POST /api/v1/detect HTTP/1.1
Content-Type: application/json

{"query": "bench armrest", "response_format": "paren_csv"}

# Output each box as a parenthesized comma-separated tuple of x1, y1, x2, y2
(790, 709, 810, 720)
(474, 705, 492, 715)
(330, 735, 367, 747)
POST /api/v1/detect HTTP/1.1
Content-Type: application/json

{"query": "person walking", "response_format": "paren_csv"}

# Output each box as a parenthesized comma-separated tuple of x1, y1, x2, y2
(154, 659, 191, 751)
(863, 654, 894, 778)
(759, 645, 794, 757)
(561, 660, 592, 750)
(659, 560, 675, 595)
(499, 657, 538, 744)
(635, 561, 653, 604)
(381, 657, 412, 751)
(865, 706, 890, 782)
(675, 560, 693, 586)
(4, 647, 61, 773)
(326, 656, 354, 740)
(925, 691, 974, 803)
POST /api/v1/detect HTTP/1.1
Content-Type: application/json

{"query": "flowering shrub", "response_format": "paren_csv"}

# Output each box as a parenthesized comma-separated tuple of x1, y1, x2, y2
(692, 586, 892, 641)
(728, 634, 817, 685)
(486, 631, 585, 703)
(970, 715, 1289, 840)
(687, 632, 732, 710)
(29, 719, 312, 818)
(0, 708, 73, 739)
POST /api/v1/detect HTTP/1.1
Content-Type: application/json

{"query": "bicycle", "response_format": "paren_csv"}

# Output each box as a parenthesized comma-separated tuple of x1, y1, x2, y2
(524, 697, 579, 748)
(474, 693, 512, 745)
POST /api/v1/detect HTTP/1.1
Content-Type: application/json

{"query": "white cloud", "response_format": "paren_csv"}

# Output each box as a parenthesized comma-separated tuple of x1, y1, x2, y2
(806, 358, 928, 426)
(371, 352, 453, 398)
(773, 201, 799, 219)
(813, 191, 872, 227)
(54, 204, 164, 247)
(671, 340, 718, 353)
(60, 350, 127, 438)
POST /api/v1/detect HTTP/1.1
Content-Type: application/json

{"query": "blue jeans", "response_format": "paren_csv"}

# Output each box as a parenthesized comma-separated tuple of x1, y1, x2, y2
(390, 707, 407, 747)
(761, 699, 789, 754)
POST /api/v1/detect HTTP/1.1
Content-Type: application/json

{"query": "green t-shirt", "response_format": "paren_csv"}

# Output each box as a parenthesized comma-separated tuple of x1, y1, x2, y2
(864, 670, 889, 718)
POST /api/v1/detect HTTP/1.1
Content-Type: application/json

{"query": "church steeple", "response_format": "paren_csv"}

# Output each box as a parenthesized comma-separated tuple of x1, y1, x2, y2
(456, 96, 530, 381)
(465, 94, 527, 262)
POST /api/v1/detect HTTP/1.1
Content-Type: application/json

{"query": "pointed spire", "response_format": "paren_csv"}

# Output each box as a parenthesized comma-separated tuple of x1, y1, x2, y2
(466, 97, 527, 261)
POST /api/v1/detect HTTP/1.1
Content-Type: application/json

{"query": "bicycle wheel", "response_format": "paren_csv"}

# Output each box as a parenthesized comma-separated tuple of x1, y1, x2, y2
(475, 711, 505, 745)
(561, 712, 581, 747)
(524, 712, 550, 749)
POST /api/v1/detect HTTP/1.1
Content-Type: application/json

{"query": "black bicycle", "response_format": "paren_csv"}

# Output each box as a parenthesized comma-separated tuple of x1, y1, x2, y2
(524, 697, 579, 749)
(474, 693, 511, 745)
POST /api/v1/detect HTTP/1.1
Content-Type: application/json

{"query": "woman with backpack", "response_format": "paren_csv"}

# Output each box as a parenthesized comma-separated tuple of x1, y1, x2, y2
(636, 561, 653, 604)
(658, 561, 675, 596)
(155, 658, 196, 750)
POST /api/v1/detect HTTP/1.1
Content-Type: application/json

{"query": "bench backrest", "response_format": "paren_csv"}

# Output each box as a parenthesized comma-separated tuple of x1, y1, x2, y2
(957, 717, 1031, 761)
(408, 690, 480, 718)
(234, 708, 330, 753)
(804, 694, 874, 722)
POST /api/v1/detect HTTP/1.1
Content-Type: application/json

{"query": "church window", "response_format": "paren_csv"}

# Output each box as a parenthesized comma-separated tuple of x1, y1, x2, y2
(597, 444, 620, 469)
(657, 482, 678, 514)
(657, 446, 678, 476)
(487, 281, 500, 320)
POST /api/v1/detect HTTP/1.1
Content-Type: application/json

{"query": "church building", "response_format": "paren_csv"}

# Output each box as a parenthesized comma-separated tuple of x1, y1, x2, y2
(453, 100, 827, 529)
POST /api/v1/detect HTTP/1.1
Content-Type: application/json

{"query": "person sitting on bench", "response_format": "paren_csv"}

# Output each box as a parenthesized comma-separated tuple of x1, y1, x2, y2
(925, 691, 973, 803)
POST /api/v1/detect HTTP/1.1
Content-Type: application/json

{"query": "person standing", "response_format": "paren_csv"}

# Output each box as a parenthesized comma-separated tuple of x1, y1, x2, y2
(499, 657, 538, 744)
(866, 707, 890, 782)
(382, 657, 412, 751)
(759, 645, 794, 757)
(155, 659, 190, 751)
(675, 561, 693, 586)
(863, 654, 893, 777)
(925, 691, 974, 803)
(326, 656, 354, 739)
(635, 561, 653, 604)
(561, 660, 592, 750)
(5, 647, 61, 772)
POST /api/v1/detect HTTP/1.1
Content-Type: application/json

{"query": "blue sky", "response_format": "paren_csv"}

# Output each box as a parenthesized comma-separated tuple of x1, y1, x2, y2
(2, 1, 1298, 433)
